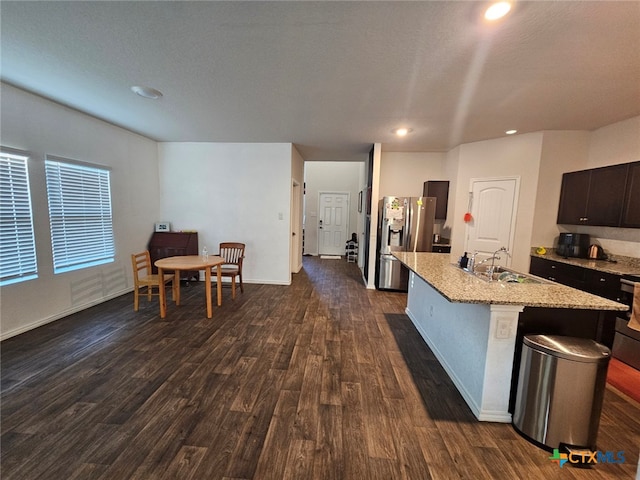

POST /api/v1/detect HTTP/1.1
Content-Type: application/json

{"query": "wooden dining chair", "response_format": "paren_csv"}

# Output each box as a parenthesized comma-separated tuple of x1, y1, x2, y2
(217, 242, 245, 299)
(131, 251, 175, 311)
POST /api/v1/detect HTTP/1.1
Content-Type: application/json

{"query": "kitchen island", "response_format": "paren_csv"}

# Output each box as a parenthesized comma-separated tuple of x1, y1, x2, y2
(393, 252, 627, 423)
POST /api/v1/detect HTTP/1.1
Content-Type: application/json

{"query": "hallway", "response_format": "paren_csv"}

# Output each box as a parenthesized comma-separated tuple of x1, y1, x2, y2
(1, 256, 638, 479)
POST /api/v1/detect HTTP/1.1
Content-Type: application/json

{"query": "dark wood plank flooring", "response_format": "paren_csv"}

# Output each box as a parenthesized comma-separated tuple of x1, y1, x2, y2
(2, 256, 639, 479)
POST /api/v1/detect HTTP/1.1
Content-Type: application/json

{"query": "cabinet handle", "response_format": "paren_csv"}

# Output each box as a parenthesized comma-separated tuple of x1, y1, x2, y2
(551, 265, 556, 269)
(549, 276, 556, 281)
(599, 278, 606, 282)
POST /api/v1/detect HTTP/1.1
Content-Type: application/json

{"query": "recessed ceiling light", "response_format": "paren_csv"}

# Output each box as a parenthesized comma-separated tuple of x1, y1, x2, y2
(485, 1, 512, 21)
(131, 85, 163, 99)
(392, 128, 413, 137)
(505, 129, 517, 135)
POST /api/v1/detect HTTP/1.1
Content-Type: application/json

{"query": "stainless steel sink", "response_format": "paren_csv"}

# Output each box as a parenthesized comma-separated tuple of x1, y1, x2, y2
(471, 265, 549, 284)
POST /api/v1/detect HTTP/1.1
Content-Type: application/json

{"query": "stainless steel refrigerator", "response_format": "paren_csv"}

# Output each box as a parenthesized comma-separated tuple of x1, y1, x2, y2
(375, 196, 436, 291)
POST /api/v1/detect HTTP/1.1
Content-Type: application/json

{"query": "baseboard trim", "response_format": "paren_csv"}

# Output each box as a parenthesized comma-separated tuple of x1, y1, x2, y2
(1, 287, 133, 341)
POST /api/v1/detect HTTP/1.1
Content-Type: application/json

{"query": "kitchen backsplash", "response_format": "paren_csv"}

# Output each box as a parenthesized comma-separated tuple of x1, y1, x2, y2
(592, 238, 640, 259)
(556, 225, 640, 258)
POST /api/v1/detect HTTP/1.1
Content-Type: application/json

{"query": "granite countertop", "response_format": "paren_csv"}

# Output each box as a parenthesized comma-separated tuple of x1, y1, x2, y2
(530, 249, 640, 276)
(393, 252, 628, 311)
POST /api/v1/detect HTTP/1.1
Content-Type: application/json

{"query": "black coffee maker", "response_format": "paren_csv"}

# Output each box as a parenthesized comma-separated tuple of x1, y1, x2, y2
(556, 233, 590, 258)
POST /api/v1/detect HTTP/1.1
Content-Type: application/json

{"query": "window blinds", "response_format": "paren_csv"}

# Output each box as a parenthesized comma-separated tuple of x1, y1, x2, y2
(45, 158, 114, 274)
(0, 152, 38, 285)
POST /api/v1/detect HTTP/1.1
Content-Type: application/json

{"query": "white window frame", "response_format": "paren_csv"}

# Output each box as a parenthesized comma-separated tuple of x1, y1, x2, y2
(45, 156, 115, 274)
(0, 149, 38, 286)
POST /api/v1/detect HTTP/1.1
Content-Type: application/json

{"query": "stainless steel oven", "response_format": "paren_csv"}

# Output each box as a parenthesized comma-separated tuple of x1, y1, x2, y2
(612, 275, 640, 370)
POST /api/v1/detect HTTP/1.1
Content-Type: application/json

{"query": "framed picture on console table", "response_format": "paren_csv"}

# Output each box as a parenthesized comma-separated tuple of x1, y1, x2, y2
(155, 222, 171, 232)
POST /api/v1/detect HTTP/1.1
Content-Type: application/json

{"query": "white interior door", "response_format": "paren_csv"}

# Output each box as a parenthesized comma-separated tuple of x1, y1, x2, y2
(465, 177, 519, 266)
(318, 192, 349, 255)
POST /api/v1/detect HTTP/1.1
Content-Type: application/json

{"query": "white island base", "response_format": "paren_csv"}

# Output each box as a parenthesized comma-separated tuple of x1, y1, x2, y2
(405, 271, 523, 423)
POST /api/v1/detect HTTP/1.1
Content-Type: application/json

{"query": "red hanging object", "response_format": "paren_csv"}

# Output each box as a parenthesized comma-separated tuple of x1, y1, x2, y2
(463, 193, 473, 223)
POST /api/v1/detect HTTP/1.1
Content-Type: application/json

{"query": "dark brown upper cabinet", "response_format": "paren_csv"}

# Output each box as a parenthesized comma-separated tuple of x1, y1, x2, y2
(622, 161, 640, 228)
(556, 170, 591, 225)
(557, 162, 636, 227)
(423, 180, 449, 220)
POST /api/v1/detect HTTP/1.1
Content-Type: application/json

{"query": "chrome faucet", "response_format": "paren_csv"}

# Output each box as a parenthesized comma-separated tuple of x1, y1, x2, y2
(470, 247, 509, 278)
(487, 247, 509, 276)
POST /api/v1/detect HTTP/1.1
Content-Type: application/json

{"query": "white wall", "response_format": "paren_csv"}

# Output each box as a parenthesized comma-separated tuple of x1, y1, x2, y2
(0, 83, 160, 339)
(303, 161, 362, 256)
(378, 152, 446, 198)
(577, 116, 640, 256)
(447, 119, 640, 266)
(588, 116, 640, 168)
(449, 132, 545, 271)
(531, 131, 591, 249)
(443, 146, 461, 242)
(158, 142, 294, 285)
(530, 119, 640, 257)
(291, 146, 305, 273)
(366, 144, 383, 288)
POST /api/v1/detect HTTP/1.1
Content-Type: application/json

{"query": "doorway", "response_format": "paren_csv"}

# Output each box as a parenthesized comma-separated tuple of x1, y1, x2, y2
(465, 177, 520, 266)
(318, 192, 350, 256)
(291, 180, 302, 273)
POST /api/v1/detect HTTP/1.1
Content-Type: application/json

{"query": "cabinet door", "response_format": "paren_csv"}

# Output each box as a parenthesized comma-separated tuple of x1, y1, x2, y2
(529, 256, 586, 289)
(424, 181, 449, 220)
(530, 257, 622, 301)
(584, 269, 621, 302)
(557, 170, 590, 224)
(585, 163, 628, 226)
(622, 161, 640, 228)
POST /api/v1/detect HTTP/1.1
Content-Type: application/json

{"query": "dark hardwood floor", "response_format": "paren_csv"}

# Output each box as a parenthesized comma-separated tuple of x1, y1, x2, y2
(2, 256, 639, 479)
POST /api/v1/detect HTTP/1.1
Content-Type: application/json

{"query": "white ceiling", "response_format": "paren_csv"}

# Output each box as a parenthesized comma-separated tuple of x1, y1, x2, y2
(2, 1, 639, 161)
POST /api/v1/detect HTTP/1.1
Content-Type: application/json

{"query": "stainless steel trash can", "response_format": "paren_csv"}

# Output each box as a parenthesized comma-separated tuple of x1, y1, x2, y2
(513, 334, 611, 450)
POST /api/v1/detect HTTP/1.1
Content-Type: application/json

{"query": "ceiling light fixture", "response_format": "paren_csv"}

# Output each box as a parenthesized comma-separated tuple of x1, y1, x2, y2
(484, 1, 512, 21)
(131, 85, 163, 99)
(505, 129, 517, 135)
(393, 128, 412, 137)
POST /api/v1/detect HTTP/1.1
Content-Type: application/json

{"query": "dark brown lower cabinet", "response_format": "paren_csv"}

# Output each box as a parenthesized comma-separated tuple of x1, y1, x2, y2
(529, 256, 586, 290)
(529, 256, 621, 301)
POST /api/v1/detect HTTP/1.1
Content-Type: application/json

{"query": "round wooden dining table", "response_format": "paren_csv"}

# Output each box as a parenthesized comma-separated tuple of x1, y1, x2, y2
(155, 255, 225, 319)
